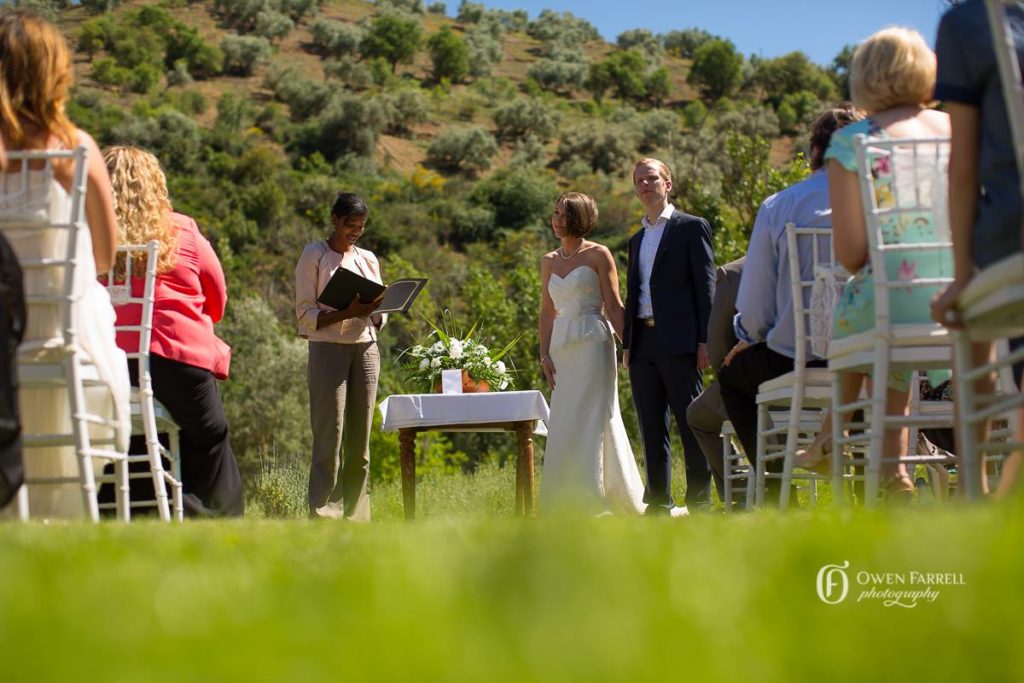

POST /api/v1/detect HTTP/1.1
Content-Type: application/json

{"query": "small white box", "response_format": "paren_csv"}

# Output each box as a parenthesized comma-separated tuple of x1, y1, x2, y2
(441, 369, 463, 394)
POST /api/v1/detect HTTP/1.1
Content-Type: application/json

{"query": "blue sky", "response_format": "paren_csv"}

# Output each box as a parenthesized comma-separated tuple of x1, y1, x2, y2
(469, 0, 951, 66)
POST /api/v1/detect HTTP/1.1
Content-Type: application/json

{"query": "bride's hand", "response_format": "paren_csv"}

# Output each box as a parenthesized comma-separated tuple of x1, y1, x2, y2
(540, 355, 555, 389)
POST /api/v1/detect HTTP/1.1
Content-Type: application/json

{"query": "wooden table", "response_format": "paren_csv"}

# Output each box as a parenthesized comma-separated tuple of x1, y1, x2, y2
(378, 391, 550, 520)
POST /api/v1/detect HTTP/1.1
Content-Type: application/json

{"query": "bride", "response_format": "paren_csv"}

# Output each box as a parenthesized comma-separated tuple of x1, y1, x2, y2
(539, 192, 672, 515)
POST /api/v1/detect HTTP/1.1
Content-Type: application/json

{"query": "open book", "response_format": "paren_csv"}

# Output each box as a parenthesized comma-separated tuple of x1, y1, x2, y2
(317, 268, 428, 315)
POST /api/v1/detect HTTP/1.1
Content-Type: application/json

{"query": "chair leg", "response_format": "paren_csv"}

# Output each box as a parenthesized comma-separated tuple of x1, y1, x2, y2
(115, 458, 131, 523)
(864, 358, 889, 509)
(754, 405, 767, 507)
(831, 376, 847, 506)
(723, 433, 733, 511)
(16, 484, 28, 521)
(954, 331, 982, 501)
(142, 397, 172, 522)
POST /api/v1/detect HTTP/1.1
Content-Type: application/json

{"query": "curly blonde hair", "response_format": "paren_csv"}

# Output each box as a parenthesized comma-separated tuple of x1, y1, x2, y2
(103, 146, 178, 276)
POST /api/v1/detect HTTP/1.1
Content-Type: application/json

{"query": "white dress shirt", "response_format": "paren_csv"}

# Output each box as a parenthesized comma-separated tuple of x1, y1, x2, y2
(637, 203, 675, 319)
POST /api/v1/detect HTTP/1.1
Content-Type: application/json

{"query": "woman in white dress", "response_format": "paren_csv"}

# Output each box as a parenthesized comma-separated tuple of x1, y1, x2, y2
(0, 10, 130, 517)
(538, 192, 647, 515)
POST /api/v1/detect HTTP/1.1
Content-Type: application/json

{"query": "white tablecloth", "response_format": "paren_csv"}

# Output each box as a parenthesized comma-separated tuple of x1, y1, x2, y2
(379, 390, 550, 435)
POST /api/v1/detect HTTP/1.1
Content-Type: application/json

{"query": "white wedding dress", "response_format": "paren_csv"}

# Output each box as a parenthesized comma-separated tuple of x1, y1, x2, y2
(0, 169, 131, 518)
(540, 266, 646, 515)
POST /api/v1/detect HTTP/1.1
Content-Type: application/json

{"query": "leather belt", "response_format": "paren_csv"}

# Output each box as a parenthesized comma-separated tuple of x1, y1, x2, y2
(638, 317, 655, 328)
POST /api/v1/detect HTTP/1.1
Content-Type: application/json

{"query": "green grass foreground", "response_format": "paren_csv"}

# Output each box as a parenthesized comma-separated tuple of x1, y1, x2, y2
(1, 478, 1022, 681)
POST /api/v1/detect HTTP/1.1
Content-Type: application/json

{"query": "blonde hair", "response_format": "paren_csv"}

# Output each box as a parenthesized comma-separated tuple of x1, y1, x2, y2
(557, 192, 599, 238)
(632, 157, 672, 185)
(0, 9, 75, 153)
(850, 27, 936, 113)
(103, 146, 178, 276)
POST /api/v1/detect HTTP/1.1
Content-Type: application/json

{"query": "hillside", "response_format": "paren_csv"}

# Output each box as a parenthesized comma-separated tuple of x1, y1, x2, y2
(24, 0, 843, 496)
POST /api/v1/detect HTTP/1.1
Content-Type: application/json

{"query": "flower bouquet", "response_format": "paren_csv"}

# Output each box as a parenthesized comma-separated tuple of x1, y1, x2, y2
(401, 316, 520, 394)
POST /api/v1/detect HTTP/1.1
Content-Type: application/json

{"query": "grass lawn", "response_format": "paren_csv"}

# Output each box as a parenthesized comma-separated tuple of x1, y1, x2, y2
(2, 469, 1022, 682)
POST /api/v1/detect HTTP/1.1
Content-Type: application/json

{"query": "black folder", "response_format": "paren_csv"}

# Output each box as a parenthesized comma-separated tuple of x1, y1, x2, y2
(317, 268, 427, 315)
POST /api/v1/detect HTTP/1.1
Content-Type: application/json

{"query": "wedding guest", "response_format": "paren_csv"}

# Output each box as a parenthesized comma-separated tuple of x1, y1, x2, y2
(930, 0, 1024, 497)
(295, 192, 384, 521)
(104, 146, 243, 517)
(685, 257, 743, 505)
(717, 104, 860, 503)
(0, 9, 130, 518)
(622, 158, 715, 514)
(823, 27, 950, 497)
(539, 192, 647, 515)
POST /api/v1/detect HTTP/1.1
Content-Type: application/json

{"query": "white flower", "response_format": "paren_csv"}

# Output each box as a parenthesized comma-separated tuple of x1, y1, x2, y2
(495, 361, 506, 374)
(419, 358, 429, 370)
(412, 345, 424, 355)
(484, 357, 492, 365)
(475, 345, 487, 354)
(430, 357, 442, 368)
(499, 380, 509, 390)
(431, 341, 445, 354)
(450, 339, 464, 359)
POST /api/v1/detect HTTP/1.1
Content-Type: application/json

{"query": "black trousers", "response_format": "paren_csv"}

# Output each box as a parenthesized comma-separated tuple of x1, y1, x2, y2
(628, 323, 710, 510)
(100, 354, 244, 517)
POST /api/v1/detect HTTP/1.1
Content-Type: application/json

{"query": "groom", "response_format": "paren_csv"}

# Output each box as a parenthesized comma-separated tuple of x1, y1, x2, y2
(623, 158, 715, 514)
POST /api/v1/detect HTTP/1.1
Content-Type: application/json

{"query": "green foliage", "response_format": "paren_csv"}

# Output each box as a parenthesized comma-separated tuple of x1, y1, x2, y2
(682, 100, 708, 129)
(297, 93, 388, 160)
(527, 58, 587, 95)
(360, 11, 423, 74)
(828, 43, 856, 100)
(472, 167, 557, 231)
(493, 98, 560, 143)
(427, 2, 446, 14)
(662, 27, 713, 59)
(464, 25, 502, 78)
(557, 122, 639, 175)
(309, 18, 363, 58)
(688, 38, 743, 101)
(253, 10, 294, 43)
(637, 109, 679, 152)
(644, 67, 671, 107)
(221, 34, 272, 76)
(379, 89, 429, 135)
(526, 9, 600, 46)
(426, 127, 498, 177)
(324, 57, 373, 90)
(616, 28, 662, 59)
(427, 26, 470, 84)
(719, 132, 810, 229)
(751, 51, 836, 108)
(777, 90, 822, 135)
(217, 296, 311, 480)
(375, 0, 425, 13)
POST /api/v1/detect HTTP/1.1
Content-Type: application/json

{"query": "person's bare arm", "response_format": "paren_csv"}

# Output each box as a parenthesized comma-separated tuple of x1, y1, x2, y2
(595, 245, 626, 341)
(78, 130, 117, 272)
(931, 103, 980, 327)
(539, 254, 556, 389)
(828, 159, 869, 274)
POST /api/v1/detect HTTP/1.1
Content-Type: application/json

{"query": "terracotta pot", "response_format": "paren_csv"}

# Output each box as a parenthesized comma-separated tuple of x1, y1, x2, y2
(434, 369, 490, 393)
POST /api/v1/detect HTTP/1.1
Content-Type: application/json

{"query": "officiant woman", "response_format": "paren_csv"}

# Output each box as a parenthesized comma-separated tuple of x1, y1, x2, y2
(295, 192, 385, 521)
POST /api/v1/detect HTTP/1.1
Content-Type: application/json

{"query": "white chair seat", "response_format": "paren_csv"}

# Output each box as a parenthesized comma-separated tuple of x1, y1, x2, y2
(958, 253, 1024, 336)
(756, 368, 833, 404)
(828, 324, 953, 373)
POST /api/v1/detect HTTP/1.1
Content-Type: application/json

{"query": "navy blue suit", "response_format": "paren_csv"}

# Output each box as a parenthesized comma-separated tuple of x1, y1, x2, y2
(623, 209, 715, 510)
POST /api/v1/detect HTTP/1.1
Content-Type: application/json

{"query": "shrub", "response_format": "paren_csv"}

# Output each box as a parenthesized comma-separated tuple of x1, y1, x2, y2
(267, 68, 331, 120)
(616, 28, 662, 58)
(465, 29, 501, 78)
(427, 26, 470, 84)
(426, 127, 497, 176)
(527, 58, 587, 95)
(298, 93, 388, 160)
(682, 100, 708, 129)
(253, 10, 294, 43)
(492, 98, 560, 143)
(687, 37, 744, 101)
(376, 0, 425, 13)
(472, 167, 557, 230)
(777, 90, 822, 134)
(360, 11, 423, 74)
(751, 51, 836, 107)
(221, 34, 272, 76)
(526, 9, 599, 46)
(556, 122, 639, 175)
(662, 27, 713, 59)
(638, 109, 679, 151)
(456, 0, 484, 23)
(427, 2, 446, 14)
(323, 57, 372, 90)
(309, 18, 362, 57)
(379, 89, 429, 135)
(279, 0, 323, 24)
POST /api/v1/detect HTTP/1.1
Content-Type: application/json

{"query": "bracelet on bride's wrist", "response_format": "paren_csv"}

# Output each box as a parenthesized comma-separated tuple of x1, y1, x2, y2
(540, 355, 551, 363)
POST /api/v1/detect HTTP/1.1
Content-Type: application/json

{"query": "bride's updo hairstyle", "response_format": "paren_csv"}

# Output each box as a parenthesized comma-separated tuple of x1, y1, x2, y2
(558, 192, 598, 239)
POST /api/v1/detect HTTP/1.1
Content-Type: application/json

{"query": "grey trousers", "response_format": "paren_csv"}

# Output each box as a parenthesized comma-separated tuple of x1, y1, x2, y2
(307, 341, 379, 521)
(686, 380, 729, 501)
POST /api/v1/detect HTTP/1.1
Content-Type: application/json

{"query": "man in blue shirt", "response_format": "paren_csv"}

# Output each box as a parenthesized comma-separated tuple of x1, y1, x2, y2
(717, 104, 860, 503)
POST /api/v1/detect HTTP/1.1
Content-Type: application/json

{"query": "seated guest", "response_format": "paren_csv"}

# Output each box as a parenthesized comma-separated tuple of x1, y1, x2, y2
(686, 257, 743, 506)
(103, 146, 243, 517)
(717, 104, 861, 503)
(0, 9, 129, 518)
(930, 0, 1024, 498)
(823, 27, 951, 498)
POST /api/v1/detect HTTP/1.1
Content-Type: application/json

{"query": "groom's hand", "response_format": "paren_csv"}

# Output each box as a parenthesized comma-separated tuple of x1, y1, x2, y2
(696, 343, 710, 371)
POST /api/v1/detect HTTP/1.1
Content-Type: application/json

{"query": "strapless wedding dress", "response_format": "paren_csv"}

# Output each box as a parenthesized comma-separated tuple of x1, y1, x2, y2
(540, 266, 645, 515)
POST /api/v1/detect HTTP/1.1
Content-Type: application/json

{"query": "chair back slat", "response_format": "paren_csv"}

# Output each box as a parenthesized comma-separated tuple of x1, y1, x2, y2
(104, 241, 160, 386)
(0, 148, 89, 356)
(785, 223, 838, 364)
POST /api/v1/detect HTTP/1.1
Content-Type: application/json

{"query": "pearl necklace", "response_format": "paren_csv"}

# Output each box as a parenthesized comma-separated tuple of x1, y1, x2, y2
(559, 240, 584, 259)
